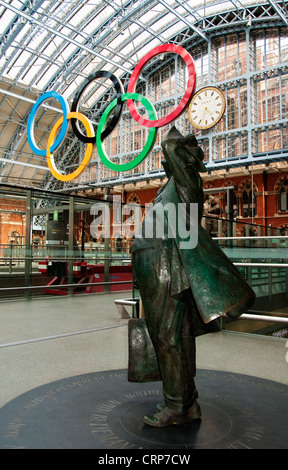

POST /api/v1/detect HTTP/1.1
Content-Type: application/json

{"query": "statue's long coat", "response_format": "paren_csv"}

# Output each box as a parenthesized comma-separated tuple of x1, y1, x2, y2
(132, 126, 255, 325)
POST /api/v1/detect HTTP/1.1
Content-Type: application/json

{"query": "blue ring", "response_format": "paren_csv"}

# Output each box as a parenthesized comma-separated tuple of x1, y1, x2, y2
(27, 91, 69, 157)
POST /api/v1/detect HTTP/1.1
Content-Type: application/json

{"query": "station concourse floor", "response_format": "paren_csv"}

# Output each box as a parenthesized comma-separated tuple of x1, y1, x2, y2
(0, 290, 287, 412)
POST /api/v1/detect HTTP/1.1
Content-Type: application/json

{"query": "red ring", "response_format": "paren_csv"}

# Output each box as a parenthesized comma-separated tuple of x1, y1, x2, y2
(127, 44, 197, 128)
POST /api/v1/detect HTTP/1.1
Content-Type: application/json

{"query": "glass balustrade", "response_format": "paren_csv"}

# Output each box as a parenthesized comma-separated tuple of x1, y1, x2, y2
(0, 185, 287, 337)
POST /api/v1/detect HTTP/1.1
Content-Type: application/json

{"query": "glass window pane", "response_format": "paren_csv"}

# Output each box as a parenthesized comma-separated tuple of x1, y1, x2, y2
(281, 190, 287, 211)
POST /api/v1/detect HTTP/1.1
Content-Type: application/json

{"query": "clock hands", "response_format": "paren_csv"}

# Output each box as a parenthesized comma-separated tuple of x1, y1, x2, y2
(202, 107, 213, 125)
(204, 107, 212, 115)
(203, 106, 213, 118)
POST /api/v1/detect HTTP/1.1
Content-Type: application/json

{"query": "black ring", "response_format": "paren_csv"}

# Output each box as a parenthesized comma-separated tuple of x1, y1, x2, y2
(71, 70, 124, 143)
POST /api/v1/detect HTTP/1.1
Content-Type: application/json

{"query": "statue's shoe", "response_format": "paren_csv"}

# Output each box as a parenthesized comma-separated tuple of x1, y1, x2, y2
(142, 403, 201, 428)
(155, 400, 202, 421)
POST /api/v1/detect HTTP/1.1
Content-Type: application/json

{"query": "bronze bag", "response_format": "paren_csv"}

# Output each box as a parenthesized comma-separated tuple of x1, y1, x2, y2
(128, 318, 161, 383)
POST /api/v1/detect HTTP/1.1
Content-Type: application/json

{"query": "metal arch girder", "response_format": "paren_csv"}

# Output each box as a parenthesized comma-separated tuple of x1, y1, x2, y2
(40, 0, 146, 91)
(47, 2, 186, 101)
(187, 1, 286, 33)
(52, 154, 288, 193)
(29, 0, 143, 93)
(53, 148, 288, 192)
(0, 85, 61, 149)
(0, 1, 137, 173)
(0, 2, 179, 189)
(1, 1, 288, 189)
(0, 0, 132, 74)
(53, 0, 203, 96)
(87, 23, 178, 86)
(0, 1, 252, 102)
(0, 85, 66, 186)
(0, 0, 51, 84)
(1, 1, 285, 91)
(94, 15, 197, 91)
(35, 2, 116, 91)
(0, 0, 46, 55)
(74, 0, 162, 69)
(267, 0, 288, 27)
(0, 138, 47, 183)
(157, 0, 208, 42)
(0, 84, 32, 139)
(0, 101, 31, 180)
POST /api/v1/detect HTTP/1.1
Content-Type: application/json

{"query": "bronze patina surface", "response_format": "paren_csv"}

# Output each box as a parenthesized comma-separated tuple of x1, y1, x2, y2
(130, 126, 255, 427)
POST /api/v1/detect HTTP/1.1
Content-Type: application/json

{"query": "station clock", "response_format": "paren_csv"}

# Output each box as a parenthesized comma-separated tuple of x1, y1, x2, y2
(188, 86, 226, 130)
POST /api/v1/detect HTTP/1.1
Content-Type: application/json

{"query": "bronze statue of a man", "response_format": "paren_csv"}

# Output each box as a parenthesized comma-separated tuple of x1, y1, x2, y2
(131, 126, 255, 427)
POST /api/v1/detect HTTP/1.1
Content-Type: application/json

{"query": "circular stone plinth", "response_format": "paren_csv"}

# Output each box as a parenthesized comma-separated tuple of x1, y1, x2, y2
(0, 369, 287, 449)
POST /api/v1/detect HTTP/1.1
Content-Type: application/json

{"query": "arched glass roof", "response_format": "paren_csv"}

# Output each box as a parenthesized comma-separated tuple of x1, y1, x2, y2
(0, 0, 287, 189)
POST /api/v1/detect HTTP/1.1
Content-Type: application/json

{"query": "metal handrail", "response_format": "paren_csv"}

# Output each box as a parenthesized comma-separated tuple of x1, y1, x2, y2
(0, 284, 287, 325)
(238, 313, 288, 324)
(234, 263, 288, 267)
(0, 256, 288, 268)
(215, 236, 288, 240)
(0, 280, 131, 292)
(0, 283, 287, 325)
(0, 256, 131, 261)
(1, 258, 287, 267)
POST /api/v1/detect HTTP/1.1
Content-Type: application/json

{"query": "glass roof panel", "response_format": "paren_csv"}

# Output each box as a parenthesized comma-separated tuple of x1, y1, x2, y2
(0, 0, 282, 93)
(0, 0, 288, 188)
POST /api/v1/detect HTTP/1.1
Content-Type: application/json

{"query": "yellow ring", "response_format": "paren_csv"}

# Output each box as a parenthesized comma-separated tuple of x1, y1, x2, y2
(46, 112, 94, 182)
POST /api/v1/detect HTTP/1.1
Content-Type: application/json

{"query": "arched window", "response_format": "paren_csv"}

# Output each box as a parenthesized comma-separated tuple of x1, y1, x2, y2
(278, 179, 288, 212)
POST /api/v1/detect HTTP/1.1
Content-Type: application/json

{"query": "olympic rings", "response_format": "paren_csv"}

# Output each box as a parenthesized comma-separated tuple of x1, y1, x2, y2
(27, 91, 69, 157)
(96, 93, 157, 171)
(47, 112, 94, 182)
(70, 70, 124, 143)
(127, 44, 196, 128)
(26, 44, 197, 181)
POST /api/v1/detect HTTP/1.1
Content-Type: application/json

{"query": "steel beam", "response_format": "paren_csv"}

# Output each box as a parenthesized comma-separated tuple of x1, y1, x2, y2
(267, 0, 288, 27)
(157, 0, 208, 42)
(0, 0, 132, 74)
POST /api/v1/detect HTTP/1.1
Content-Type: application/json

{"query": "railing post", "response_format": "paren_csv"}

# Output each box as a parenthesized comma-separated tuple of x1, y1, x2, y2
(104, 227, 110, 294)
(285, 267, 288, 299)
(9, 243, 12, 273)
(247, 265, 252, 287)
(24, 190, 32, 300)
(68, 196, 74, 297)
(268, 266, 272, 302)
(218, 218, 222, 237)
(226, 188, 233, 237)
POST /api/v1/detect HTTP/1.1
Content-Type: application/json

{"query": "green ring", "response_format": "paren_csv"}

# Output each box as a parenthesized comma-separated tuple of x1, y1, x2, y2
(96, 92, 157, 171)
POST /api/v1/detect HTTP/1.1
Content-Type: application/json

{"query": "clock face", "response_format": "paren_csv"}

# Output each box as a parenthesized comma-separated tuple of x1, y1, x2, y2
(188, 87, 226, 130)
